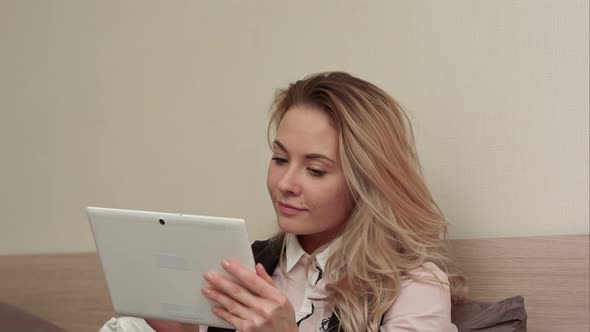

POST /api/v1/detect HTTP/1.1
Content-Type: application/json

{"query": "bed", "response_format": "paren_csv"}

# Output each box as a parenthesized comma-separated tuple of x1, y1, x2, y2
(0, 234, 587, 332)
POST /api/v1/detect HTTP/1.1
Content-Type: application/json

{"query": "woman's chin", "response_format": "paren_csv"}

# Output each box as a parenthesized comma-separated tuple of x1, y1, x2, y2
(277, 216, 308, 235)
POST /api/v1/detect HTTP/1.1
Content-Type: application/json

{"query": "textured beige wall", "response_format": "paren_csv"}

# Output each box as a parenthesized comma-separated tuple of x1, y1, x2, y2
(1, 1, 588, 254)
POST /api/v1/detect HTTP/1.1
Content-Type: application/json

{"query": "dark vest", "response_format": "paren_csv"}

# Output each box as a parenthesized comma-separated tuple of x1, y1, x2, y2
(206, 239, 342, 332)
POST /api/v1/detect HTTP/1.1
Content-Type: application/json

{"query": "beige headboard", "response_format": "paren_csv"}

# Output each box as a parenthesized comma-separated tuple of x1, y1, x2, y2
(449, 234, 589, 332)
(0, 234, 588, 332)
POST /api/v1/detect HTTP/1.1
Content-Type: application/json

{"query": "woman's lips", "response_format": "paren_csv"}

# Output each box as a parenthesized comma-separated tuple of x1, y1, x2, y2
(277, 201, 307, 216)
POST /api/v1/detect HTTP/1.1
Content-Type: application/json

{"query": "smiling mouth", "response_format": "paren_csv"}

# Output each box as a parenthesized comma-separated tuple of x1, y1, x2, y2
(277, 201, 307, 215)
(278, 202, 306, 210)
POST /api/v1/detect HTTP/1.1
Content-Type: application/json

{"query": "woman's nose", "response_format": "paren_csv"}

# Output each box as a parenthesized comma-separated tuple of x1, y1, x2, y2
(277, 169, 301, 196)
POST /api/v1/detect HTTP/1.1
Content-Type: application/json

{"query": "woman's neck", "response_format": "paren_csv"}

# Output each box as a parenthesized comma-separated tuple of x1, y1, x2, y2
(297, 228, 342, 254)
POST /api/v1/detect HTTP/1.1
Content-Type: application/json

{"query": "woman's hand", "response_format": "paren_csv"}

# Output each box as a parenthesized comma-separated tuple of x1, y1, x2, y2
(202, 259, 298, 332)
(144, 319, 199, 332)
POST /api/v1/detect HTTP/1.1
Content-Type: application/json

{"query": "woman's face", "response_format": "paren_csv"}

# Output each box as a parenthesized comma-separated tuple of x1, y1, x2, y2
(267, 105, 353, 251)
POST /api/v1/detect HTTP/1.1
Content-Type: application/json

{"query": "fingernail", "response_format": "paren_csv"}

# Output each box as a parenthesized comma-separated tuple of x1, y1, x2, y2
(201, 287, 211, 295)
(222, 259, 230, 268)
(204, 272, 214, 280)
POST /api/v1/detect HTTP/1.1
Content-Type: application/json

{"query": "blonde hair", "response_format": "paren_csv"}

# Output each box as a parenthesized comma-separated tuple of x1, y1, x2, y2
(267, 72, 466, 332)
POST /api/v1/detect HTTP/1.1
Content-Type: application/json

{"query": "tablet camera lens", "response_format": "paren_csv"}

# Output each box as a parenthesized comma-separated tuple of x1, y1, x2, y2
(159, 218, 165, 225)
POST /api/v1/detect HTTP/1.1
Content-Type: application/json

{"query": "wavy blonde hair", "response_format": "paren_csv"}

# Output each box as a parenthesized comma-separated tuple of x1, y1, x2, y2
(267, 72, 466, 332)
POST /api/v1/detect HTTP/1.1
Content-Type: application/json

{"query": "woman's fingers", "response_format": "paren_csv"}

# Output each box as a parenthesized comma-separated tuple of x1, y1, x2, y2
(210, 306, 254, 331)
(203, 260, 298, 332)
(203, 269, 273, 313)
(256, 263, 275, 286)
(219, 259, 281, 301)
(201, 285, 251, 319)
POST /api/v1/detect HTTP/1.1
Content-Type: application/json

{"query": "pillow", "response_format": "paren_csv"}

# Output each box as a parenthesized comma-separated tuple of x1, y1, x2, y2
(451, 296, 527, 332)
(0, 302, 66, 332)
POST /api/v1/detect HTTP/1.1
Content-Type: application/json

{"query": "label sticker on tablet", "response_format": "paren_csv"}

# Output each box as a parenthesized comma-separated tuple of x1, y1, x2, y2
(156, 254, 189, 271)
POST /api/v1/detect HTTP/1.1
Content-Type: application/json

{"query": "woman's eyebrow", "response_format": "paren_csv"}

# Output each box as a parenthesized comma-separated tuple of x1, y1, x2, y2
(273, 140, 336, 164)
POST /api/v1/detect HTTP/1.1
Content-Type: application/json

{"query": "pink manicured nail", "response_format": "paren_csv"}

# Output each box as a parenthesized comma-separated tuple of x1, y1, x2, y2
(222, 259, 231, 268)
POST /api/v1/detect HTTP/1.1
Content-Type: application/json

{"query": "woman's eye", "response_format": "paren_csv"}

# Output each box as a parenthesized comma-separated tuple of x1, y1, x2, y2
(271, 157, 288, 165)
(308, 168, 326, 177)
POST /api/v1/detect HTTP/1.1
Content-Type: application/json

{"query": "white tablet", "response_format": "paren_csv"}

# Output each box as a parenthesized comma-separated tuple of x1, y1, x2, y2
(87, 207, 255, 329)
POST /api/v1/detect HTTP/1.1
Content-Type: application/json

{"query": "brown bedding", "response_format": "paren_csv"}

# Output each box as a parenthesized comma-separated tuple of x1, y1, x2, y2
(0, 301, 66, 332)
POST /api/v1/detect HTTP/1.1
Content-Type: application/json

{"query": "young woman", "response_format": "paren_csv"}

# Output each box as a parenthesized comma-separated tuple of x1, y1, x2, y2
(101, 72, 464, 332)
